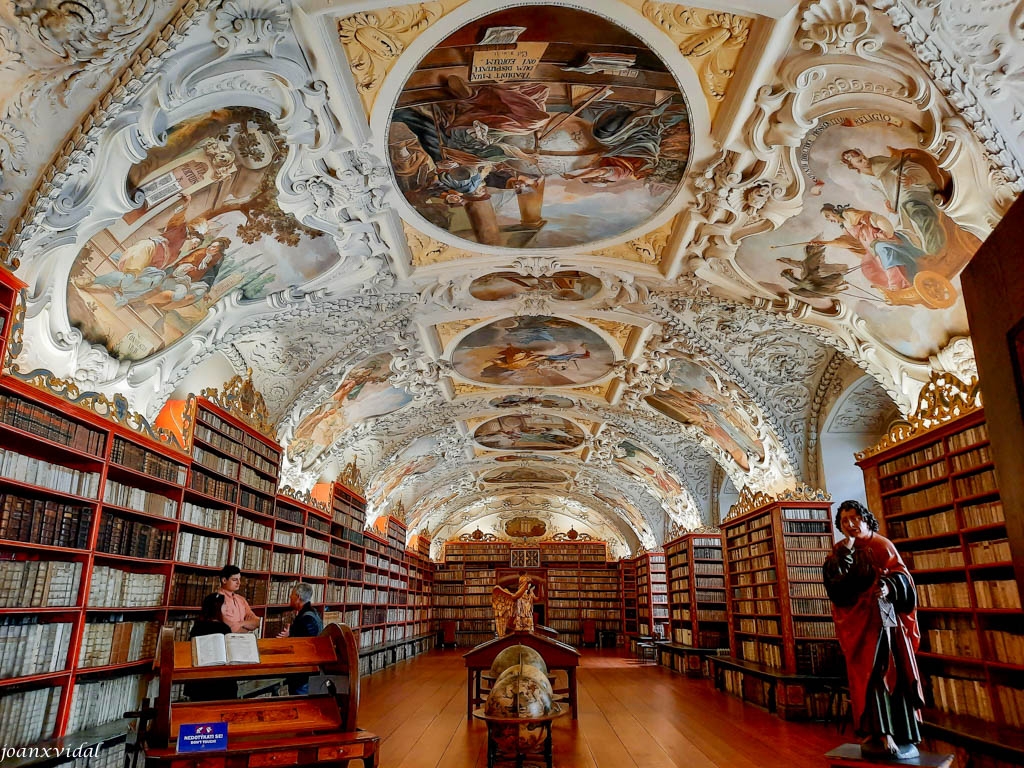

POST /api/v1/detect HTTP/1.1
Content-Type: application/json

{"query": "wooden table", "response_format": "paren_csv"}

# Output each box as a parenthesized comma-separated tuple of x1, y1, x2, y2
(463, 632, 581, 720)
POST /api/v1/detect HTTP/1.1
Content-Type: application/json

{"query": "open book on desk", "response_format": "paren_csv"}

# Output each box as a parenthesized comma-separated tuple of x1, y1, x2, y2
(191, 633, 261, 667)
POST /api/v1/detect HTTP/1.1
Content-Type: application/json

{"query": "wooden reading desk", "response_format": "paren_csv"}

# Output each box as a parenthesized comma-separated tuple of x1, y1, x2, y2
(463, 632, 581, 720)
(142, 624, 379, 768)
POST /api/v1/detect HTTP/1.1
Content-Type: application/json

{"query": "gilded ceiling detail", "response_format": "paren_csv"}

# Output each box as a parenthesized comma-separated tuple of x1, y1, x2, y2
(2, 0, 1019, 554)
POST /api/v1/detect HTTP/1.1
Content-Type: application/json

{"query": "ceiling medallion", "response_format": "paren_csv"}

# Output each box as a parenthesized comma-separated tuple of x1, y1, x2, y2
(387, 5, 692, 250)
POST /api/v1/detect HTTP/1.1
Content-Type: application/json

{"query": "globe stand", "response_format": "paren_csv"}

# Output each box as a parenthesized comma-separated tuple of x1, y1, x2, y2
(473, 704, 568, 768)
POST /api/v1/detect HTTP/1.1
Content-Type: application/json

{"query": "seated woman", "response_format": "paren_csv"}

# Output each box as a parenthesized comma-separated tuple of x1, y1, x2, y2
(185, 593, 239, 702)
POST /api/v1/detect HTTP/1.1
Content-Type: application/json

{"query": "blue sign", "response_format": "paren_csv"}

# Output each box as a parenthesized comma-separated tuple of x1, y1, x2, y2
(177, 722, 228, 753)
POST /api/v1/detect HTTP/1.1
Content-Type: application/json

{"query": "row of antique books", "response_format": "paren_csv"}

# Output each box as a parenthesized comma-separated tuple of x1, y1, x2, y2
(917, 580, 1021, 610)
(0, 492, 93, 549)
(0, 619, 73, 678)
(0, 392, 105, 456)
(0, 560, 82, 607)
(78, 620, 160, 667)
(0, 686, 62, 746)
(0, 448, 100, 498)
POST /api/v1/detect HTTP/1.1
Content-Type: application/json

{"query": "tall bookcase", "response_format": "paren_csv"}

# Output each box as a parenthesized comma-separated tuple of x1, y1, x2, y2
(711, 489, 843, 720)
(440, 540, 511, 647)
(0, 375, 187, 747)
(858, 390, 1023, 763)
(634, 552, 668, 638)
(0, 266, 24, 369)
(313, 483, 436, 676)
(665, 532, 728, 649)
(620, 559, 638, 636)
(721, 496, 839, 674)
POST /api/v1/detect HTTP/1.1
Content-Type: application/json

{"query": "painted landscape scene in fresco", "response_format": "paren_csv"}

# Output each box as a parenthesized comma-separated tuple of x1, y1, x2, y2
(736, 116, 981, 359)
(646, 356, 765, 472)
(288, 353, 412, 467)
(474, 414, 585, 451)
(452, 316, 615, 387)
(366, 436, 439, 504)
(388, 6, 691, 249)
(615, 440, 682, 496)
(469, 271, 602, 302)
(67, 108, 337, 362)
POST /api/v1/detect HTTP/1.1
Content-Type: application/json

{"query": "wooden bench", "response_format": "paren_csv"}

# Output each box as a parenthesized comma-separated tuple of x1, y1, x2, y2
(142, 624, 379, 768)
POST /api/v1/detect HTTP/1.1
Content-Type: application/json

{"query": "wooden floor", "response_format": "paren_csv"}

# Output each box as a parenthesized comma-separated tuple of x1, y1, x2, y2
(353, 649, 844, 767)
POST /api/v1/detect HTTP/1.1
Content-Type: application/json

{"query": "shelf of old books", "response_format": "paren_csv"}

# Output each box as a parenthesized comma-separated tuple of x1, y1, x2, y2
(620, 558, 639, 635)
(721, 495, 839, 675)
(0, 266, 24, 371)
(0, 375, 186, 746)
(633, 552, 668, 639)
(0, 375, 439, 751)
(665, 532, 728, 650)
(858, 401, 1024, 761)
(436, 541, 509, 647)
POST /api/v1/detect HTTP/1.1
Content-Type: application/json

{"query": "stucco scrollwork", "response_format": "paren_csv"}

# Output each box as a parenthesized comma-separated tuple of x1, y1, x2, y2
(213, 0, 288, 54)
(799, 0, 876, 55)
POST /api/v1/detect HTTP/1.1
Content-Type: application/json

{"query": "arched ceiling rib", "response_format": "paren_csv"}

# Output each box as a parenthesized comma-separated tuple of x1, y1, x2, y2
(1, 0, 1015, 554)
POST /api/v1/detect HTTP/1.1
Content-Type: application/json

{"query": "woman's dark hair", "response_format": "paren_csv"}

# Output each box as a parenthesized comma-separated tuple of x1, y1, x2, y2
(201, 592, 226, 622)
(835, 499, 880, 532)
(219, 564, 241, 581)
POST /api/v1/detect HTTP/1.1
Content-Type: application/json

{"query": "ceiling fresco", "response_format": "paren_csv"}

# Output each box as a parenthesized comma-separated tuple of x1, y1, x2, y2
(2, 0, 1019, 555)
(386, 6, 692, 250)
(450, 316, 617, 387)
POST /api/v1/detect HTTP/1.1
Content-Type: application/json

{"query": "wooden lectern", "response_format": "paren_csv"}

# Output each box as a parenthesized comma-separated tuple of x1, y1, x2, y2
(142, 623, 379, 768)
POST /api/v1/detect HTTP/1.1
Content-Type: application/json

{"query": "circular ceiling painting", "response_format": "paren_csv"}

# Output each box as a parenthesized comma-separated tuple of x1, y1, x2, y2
(452, 316, 615, 387)
(474, 414, 585, 451)
(387, 6, 691, 249)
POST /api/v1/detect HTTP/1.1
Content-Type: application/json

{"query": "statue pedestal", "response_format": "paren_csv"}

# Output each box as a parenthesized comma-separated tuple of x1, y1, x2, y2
(825, 744, 954, 768)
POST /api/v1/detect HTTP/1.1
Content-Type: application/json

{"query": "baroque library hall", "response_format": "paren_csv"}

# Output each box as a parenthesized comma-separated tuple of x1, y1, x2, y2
(2, 1, 1024, 767)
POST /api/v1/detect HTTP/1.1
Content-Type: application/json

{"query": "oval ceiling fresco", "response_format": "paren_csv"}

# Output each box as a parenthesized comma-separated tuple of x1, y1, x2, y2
(469, 271, 602, 302)
(452, 316, 615, 387)
(67, 107, 338, 362)
(288, 352, 412, 467)
(645, 355, 765, 472)
(489, 393, 575, 409)
(481, 467, 568, 484)
(494, 454, 558, 463)
(474, 414, 585, 451)
(387, 6, 692, 249)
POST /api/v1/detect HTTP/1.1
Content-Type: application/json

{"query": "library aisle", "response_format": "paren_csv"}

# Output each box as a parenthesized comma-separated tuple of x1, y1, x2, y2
(352, 649, 839, 768)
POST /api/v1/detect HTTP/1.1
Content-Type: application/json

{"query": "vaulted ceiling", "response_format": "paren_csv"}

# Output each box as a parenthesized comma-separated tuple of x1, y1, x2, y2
(1, 0, 1019, 556)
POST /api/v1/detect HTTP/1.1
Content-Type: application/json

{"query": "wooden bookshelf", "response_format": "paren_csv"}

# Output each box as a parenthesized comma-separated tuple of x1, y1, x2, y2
(663, 532, 728, 676)
(634, 552, 668, 639)
(858, 404, 1024, 761)
(620, 558, 638, 636)
(313, 483, 436, 676)
(0, 377, 435, 749)
(0, 266, 24, 370)
(715, 490, 842, 720)
(433, 540, 618, 647)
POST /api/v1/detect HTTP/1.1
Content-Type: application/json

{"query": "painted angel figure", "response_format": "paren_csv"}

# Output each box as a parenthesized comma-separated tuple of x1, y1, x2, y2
(492, 572, 536, 637)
